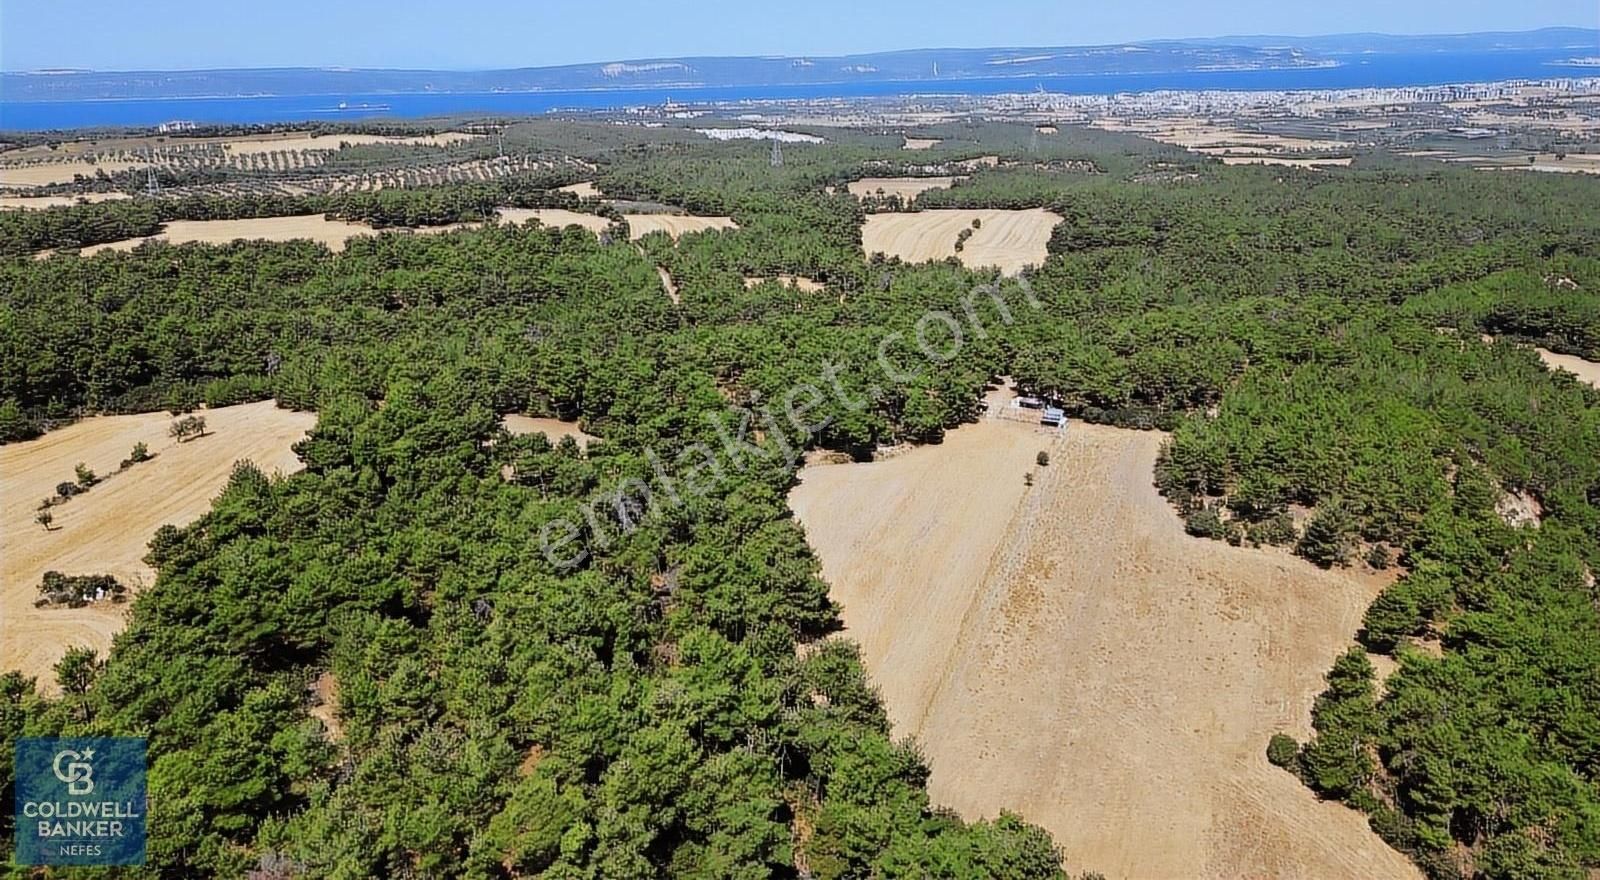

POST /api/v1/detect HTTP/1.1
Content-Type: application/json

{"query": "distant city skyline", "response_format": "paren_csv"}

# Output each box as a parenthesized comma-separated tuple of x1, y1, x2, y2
(1, 0, 1595, 72)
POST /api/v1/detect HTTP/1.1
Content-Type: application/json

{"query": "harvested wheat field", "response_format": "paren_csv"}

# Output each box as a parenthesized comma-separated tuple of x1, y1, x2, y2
(623, 214, 738, 239)
(744, 275, 825, 292)
(846, 176, 960, 201)
(218, 132, 479, 156)
(903, 137, 942, 150)
(1538, 348, 1600, 388)
(0, 401, 315, 688)
(788, 412, 1419, 880)
(0, 160, 149, 188)
(77, 215, 380, 256)
(496, 208, 610, 233)
(861, 208, 1061, 275)
(0, 192, 129, 210)
(1220, 155, 1354, 168)
(558, 181, 603, 198)
(501, 415, 598, 449)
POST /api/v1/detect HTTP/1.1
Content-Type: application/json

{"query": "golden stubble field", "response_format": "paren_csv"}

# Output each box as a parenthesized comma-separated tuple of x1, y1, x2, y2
(623, 214, 738, 239)
(0, 402, 315, 688)
(861, 208, 1062, 276)
(44, 208, 611, 258)
(846, 176, 961, 201)
(788, 412, 1419, 879)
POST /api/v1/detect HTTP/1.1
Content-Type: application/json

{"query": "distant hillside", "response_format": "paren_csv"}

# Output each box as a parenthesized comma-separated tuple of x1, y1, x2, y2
(5, 27, 1596, 102)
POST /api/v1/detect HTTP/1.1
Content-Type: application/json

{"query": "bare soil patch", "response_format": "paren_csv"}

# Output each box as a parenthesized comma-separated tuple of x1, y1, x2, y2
(788, 418, 1418, 879)
(500, 415, 597, 449)
(1538, 348, 1600, 387)
(846, 176, 960, 201)
(558, 181, 603, 198)
(496, 208, 610, 234)
(0, 160, 148, 188)
(1220, 156, 1354, 168)
(623, 214, 738, 239)
(861, 208, 1061, 276)
(744, 275, 825, 292)
(77, 215, 380, 256)
(0, 192, 130, 210)
(1, 402, 315, 687)
(903, 137, 942, 150)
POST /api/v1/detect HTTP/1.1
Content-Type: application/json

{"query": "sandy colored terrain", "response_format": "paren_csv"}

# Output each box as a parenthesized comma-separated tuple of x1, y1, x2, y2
(847, 176, 960, 201)
(496, 208, 610, 233)
(0, 192, 130, 210)
(623, 214, 738, 239)
(1092, 117, 1349, 153)
(1220, 156, 1354, 168)
(0, 160, 148, 188)
(0, 402, 315, 688)
(861, 208, 1061, 275)
(218, 132, 478, 156)
(745, 275, 825, 292)
(789, 415, 1418, 880)
(501, 415, 597, 449)
(903, 137, 942, 150)
(558, 181, 603, 198)
(76, 215, 380, 256)
(1538, 349, 1600, 388)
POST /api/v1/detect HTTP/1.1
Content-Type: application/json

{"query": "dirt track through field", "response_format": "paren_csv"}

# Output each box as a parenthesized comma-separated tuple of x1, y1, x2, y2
(788, 416, 1419, 879)
(0, 402, 314, 688)
(861, 208, 1061, 275)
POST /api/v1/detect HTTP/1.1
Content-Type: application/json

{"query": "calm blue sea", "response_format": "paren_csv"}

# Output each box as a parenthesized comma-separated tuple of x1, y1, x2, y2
(1, 51, 1591, 131)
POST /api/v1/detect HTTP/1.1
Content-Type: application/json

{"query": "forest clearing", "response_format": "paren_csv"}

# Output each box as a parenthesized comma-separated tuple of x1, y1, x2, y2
(557, 181, 603, 198)
(846, 176, 961, 200)
(42, 208, 605, 258)
(1538, 348, 1600, 387)
(623, 213, 738, 239)
(496, 207, 611, 233)
(789, 415, 1419, 880)
(1220, 156, 1355, 168)
(72, 215, 381, 255)
(861, 208, 1062, 275)
(744, 274, 825, 291)
(500, 415, 598, 449)
(0, 192, 130, 210)
(0, 401, 314, 689)
(0, 159, 149, 187)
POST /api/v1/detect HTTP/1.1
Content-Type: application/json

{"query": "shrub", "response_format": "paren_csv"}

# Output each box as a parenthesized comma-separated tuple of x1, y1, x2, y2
(1297, 502, 1355, 568)
(0, 397, 40, 443)
(74, 462, 98, 488)
(120, 441, 151, 468)
(1246, 512, 1297, 547)
(1365, 543, 1392, 570)
(1184, 505, 1226, 540)
(1267, 733, 1299, 769)
(55, 481, 81, 499)
(37, 571, 125, 608)
(1036, 450, 1050, 467)
(170, 415, 208, 442)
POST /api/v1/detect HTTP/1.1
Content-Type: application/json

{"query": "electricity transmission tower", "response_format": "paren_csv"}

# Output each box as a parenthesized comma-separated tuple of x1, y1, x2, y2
(770, 139, 783, 168)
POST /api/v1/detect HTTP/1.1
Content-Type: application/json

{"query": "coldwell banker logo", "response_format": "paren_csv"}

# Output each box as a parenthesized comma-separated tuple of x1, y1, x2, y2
(14, 737, 146, 865)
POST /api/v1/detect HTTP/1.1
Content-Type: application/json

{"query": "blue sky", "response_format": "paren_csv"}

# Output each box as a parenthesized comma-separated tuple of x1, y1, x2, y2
(2, 0, 1594, 71)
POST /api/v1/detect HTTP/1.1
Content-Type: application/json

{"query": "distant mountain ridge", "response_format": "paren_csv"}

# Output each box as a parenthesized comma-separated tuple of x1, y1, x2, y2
(4, 27, 1595, 103)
